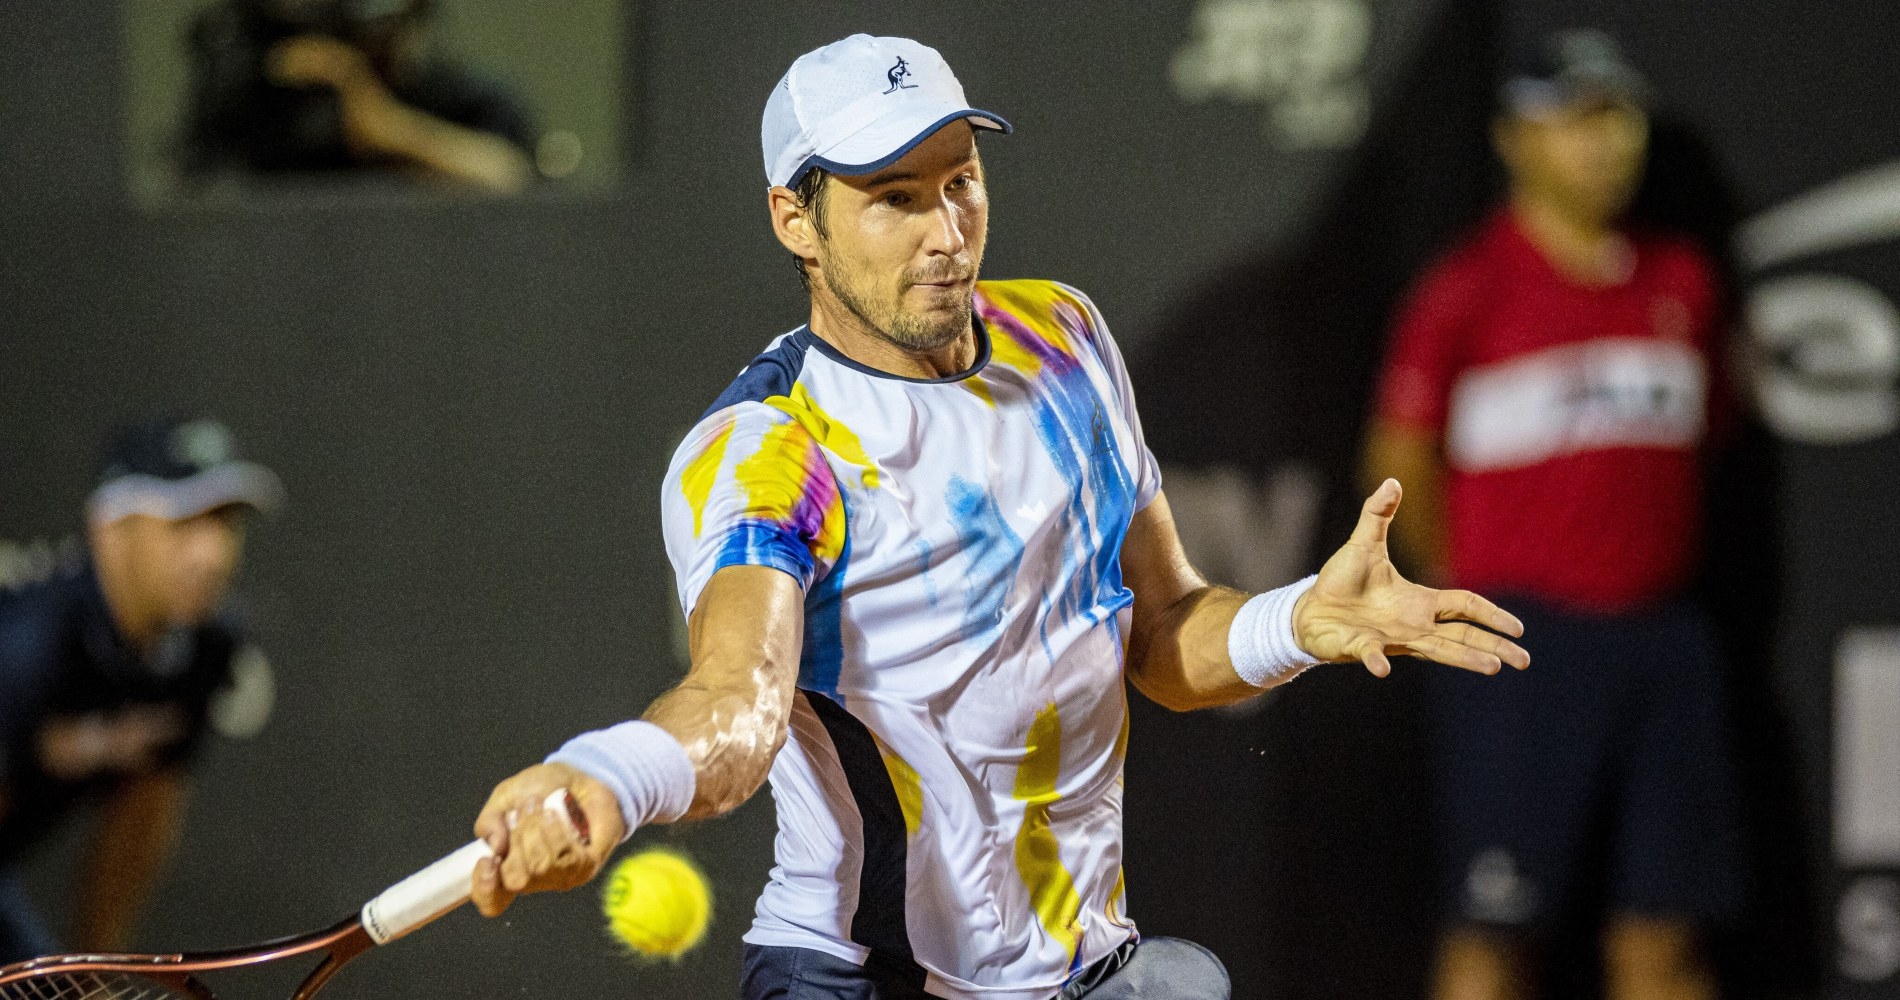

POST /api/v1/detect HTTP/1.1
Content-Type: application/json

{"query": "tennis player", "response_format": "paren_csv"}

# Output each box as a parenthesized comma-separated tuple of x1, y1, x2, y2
(469, 35, 1529, 1000)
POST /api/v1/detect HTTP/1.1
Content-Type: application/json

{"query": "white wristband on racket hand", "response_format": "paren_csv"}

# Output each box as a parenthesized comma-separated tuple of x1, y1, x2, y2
(546, 720, 696, 842)
(1229, 575, 1323, 687)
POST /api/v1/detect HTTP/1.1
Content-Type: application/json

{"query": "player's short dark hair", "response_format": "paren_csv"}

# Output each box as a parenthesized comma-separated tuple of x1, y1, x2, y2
(791, 167, 831, 292)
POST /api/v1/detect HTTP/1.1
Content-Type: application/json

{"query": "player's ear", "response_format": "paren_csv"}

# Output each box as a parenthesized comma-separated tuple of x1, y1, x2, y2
(768, 185, 820, 260)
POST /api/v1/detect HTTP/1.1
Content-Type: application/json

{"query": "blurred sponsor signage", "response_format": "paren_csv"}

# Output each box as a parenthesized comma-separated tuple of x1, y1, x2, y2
(1738, 163, 1900, 445)
(1835, 629, 1900, 986)
(1171, 0, 1373, 149)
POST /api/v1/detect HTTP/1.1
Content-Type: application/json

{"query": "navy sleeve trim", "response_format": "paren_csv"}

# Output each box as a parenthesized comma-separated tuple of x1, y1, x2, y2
(700, 333, 813, 422)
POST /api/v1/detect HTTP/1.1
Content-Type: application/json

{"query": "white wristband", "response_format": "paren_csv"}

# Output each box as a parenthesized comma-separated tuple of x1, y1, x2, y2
(1228, 575, 1323, 687)
(545, 720, 696, 841)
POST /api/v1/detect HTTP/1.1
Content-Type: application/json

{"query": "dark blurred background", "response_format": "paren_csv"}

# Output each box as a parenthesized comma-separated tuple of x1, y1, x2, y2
(1, 1, 1896, 998)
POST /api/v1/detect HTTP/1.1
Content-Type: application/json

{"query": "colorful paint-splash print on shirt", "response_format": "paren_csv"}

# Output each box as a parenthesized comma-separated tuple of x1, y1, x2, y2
(977, 282, 1140, 649)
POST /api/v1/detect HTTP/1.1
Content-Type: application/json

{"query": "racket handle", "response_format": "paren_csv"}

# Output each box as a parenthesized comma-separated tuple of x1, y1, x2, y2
(360, 788, 588, 945)
(361, 839, 493, 945)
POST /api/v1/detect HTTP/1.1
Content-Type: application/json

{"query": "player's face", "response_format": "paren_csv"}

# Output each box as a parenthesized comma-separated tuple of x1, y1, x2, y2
(1501, 97, 1649, 223)
(114, 507, 248, 627)
(812, 123, 990, 352)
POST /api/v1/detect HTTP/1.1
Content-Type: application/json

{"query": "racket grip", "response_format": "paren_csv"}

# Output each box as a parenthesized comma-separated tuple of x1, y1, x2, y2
(361, 839, 493, 945)
(361, 788, 587, 945)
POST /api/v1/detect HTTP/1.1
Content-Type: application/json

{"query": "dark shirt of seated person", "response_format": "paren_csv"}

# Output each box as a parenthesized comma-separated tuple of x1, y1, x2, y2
(183, 0, 539, 194)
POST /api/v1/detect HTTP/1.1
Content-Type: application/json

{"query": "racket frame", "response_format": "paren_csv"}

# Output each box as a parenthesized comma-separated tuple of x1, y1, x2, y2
(0, 916, 369, 999)
(0, 787, 587, 998)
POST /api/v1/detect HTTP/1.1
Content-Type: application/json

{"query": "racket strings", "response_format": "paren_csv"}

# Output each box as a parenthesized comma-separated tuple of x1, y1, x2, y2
(0, 972, 195, 1000)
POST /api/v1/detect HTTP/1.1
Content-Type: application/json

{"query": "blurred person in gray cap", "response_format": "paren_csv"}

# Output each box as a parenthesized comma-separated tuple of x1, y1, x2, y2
(464, 33, 1529, 1000)
(1364, 29, 1742, 1000)
(0, 417, 283, 963)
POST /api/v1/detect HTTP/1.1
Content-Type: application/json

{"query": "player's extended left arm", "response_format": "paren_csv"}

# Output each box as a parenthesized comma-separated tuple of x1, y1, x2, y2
(470, 565, 804, 917)
(1121, 482, 1529, 712)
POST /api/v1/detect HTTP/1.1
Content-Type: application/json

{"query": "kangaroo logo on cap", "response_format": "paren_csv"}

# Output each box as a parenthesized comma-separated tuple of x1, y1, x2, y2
(883, 56, 917, 94)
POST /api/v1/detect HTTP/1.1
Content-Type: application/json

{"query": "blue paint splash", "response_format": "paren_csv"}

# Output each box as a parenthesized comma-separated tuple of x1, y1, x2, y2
(799, 495, 852, 701)
(912, 537, 939, 608)
(979, 304, 1139, 653)
(945, 475, 1024, 644)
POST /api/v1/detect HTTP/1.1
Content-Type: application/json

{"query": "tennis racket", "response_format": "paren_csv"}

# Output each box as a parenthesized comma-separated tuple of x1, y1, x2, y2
(0, 789, 588, 999)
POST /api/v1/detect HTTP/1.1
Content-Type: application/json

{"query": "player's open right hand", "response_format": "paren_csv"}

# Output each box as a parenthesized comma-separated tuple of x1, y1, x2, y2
(1294, 478, 1530, 678)
(471, 762, 627, 917)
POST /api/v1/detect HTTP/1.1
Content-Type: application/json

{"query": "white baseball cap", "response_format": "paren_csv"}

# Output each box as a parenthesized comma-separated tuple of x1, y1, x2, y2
(762, 34, 1011, 189)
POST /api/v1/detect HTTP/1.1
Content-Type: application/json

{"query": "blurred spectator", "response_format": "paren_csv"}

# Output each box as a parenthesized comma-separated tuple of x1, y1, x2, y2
(184, 0, 538, 193)
(1362, 30, 1745, 1000)
(0, 418, 282, 963)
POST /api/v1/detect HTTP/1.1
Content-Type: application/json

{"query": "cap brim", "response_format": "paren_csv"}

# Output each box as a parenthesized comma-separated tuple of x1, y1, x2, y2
(794, 108, 1011, 188)
(90, 463, 287, 523)
(1504, 74, 1649, 116)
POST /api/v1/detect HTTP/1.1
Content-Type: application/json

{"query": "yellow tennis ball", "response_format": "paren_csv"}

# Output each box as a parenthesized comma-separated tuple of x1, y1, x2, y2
(601, 847, 712, 960)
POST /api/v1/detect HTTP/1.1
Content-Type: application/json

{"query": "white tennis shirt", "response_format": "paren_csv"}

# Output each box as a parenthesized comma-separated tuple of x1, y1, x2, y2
(660, 280, 1161, 1000)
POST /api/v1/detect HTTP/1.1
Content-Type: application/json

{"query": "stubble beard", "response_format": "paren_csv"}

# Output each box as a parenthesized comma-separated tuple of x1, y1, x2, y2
(820, 246, 974, 354)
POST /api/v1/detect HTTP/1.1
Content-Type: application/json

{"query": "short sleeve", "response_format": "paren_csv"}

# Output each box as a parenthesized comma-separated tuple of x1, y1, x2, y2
(1052, 283, 1164, 511)
(1373, 259, 1487, 433)
(660, 402, 846, 616)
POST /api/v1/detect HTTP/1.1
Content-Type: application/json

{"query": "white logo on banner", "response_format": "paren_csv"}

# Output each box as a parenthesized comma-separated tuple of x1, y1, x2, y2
(1737, 159, 1900, 445)
(1444, 337, 1708, 472)
(1170, 0, 1372, 149)
(1745, 274, 1900, 445)
(1836, 629, 1900, 868)
(1839, 876, 1900, 983)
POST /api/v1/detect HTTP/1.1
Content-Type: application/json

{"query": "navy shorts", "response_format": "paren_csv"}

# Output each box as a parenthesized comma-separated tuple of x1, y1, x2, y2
(740, 937, 1229, 1000)
(1425, 596, 1746, 934)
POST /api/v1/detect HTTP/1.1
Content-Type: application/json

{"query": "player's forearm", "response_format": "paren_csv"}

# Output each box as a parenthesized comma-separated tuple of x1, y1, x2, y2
(651, 566, 805, 818)
(545, 566, 803, 833)
(75, 769, 188, 952)
(642, 665, 796, 820)
(1126, 584, 1270, 711)
(1122, 494, 1310, 710)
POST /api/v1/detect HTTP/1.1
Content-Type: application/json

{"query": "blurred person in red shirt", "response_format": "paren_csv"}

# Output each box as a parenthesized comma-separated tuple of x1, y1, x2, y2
(1363, 30, 1743, 1000)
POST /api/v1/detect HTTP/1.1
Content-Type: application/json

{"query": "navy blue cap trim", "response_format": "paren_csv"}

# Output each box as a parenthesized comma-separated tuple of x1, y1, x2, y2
(793, 313, 991, 385)
(787, 108, 1012, 190)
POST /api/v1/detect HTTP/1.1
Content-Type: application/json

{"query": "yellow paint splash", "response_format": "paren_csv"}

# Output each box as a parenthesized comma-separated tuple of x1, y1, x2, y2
(731, 418, 845, 564)
(987, 322, 1046, 377)
(679, 418, 735, 538)
(1014, 703, 1083, 962)
(979, 280, 1085, 374)
(872, 733, 925, 837)
(1107, 866, 1130, 927)
(766, 383, 880, 490)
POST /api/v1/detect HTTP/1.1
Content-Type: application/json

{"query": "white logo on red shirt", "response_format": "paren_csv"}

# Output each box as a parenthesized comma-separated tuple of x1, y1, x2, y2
(1446, 337, 1708, 472)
